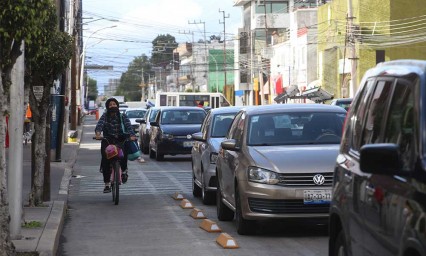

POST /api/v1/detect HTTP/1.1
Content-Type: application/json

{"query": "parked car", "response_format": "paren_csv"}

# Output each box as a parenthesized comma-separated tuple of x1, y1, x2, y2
(329, 59, 426, 256)
(191, 106, 244, 205)
(330, 98, 352, 111)
(216, 104, 346, 235)
(136, 107, 159, 154)
(124, 108, 147, 134)
(119, 103, 128, 114)
(149, 107, 206, 161)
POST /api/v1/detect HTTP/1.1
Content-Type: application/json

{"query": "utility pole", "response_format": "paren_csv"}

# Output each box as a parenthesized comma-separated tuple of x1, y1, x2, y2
(188, 20, 207, 90)
(9, 41, 25, 238)
(219, 9, 230, 92)
(347, 0, 357, 97)
(141, 68, 144, 101)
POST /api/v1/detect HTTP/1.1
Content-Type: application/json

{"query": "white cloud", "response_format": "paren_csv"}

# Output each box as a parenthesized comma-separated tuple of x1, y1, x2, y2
(122, 0, 203, 28)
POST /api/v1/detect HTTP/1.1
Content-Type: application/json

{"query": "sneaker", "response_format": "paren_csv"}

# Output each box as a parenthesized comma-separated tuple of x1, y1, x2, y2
(121, 170, 128, 184)
(103, 185, 111, 193)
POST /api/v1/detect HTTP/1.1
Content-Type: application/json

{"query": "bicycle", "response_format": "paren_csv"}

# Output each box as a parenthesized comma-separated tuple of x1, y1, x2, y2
(93, 136, 125, 205)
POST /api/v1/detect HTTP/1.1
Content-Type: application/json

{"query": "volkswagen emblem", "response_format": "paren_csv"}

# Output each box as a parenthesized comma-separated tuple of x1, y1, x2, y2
(313, 174, 325, 185)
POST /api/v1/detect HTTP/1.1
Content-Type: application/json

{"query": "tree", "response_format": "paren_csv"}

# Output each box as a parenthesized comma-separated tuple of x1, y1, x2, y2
(151, 34, 178, 68)
(116, 54, 152, 101)
(87, 76, 98, 102)
(210, 35, 221, 42)
(24, 2, 73, 207)
(0, 0, 55, 254)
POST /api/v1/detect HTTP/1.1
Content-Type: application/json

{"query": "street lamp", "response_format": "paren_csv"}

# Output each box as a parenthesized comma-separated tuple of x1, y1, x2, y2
(80, 25, 117, 109)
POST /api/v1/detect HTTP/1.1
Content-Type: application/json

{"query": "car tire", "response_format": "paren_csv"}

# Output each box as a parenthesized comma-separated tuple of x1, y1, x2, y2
(149, 146, 155, 159)
(192, 175, 201, 197)
(141, 135, 149, 154)
(235, 186, 256, 235)
(201, 170, 215, 205)
(216, 177, 234, 221)
(155, 149, 164, 161)
(333, 230, 347, 256)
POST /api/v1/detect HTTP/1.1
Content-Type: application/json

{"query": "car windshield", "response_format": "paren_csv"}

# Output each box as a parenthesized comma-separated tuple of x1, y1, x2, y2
(247, 112, 346, 146)
(161, 110, 206, 124)
(211, 113, 237, 137)
(126, 110, 146, 118)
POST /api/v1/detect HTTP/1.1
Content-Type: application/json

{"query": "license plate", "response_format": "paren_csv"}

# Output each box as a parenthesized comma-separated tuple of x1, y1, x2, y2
(303, 190, 332, 204)
(183, 141, 194, 147)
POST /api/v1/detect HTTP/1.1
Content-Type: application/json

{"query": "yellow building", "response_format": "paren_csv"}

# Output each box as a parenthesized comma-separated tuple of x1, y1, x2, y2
(317, 0, 426, 98)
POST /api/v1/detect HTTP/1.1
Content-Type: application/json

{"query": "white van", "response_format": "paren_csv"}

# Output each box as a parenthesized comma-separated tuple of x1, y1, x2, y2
(155, 92, 231, 109)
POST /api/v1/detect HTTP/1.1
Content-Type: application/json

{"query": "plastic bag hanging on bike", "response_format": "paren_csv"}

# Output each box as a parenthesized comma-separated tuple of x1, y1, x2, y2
(105, 144, 124, 159)
(125, 140, 141, 161)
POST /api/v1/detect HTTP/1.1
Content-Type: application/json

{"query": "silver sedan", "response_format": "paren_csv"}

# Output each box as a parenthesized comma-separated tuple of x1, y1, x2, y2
(191, 106, 243, 205)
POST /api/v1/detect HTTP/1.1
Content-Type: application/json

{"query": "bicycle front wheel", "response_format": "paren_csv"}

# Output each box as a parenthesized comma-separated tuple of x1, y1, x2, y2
(112, 161, 120, 205)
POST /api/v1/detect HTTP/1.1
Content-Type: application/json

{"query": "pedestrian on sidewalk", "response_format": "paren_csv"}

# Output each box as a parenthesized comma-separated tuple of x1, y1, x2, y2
(95, 98, 137, 193)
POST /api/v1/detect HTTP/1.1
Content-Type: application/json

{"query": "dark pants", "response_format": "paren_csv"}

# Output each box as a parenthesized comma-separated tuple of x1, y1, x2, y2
(100, 139, 128, 183)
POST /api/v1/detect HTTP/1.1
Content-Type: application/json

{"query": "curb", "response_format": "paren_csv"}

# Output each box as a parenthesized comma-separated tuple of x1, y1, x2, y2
(36, 201, 66, 256)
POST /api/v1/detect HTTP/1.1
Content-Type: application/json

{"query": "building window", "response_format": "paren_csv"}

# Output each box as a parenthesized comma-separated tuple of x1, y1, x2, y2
(255, 2, 288, 14)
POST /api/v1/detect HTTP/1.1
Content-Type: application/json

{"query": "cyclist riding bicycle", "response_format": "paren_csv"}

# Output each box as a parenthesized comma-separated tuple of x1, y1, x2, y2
(95, 98, 137, 193)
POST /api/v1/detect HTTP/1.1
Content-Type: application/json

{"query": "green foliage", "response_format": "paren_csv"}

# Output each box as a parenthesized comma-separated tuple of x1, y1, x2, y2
(151, 34, 178, 67)
(0, 0, 52, 92)
(117, 54, 152, 101)
(25, 2, 73, 89)
(87, 77, 98, 101)
(22, 221, 42, 228)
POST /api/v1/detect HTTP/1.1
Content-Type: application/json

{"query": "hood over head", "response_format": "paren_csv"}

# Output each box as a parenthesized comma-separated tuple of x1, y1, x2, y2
(105, 98, 120, 111)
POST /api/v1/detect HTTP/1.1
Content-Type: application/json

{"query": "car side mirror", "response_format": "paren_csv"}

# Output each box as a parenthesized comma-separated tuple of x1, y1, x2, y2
(135, 118, 146, 124)
(221, 139, 240, 151)
(360, 143, 402, 175)
(150, 121, 159, 127)
(192, 132, 205, 142)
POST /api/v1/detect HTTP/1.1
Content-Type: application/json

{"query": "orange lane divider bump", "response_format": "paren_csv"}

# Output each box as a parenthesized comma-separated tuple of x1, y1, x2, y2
(216, 233, 239, 249)
(199, 219, 222, 233)
(172, 192, 185, 200)
(190, 208, 207, 219)
(179, 199, 194, 209)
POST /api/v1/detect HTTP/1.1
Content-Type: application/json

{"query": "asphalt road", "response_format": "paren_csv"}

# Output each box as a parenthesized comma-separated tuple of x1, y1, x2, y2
(58, 116, 328, 256)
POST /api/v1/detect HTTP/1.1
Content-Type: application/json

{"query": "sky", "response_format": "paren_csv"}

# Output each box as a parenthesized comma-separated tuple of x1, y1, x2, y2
(82, 0, 243, 94)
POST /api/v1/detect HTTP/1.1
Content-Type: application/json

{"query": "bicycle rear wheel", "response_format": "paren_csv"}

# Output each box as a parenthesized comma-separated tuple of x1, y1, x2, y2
(112, 161, 120, 205)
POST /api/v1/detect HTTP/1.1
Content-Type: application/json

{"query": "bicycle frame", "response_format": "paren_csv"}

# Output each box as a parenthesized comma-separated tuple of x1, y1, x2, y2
(94, 137, 126, 205)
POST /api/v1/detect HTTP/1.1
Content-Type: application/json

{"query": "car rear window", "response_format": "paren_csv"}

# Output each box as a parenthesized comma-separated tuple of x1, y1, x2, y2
(161, 110, 206, 124)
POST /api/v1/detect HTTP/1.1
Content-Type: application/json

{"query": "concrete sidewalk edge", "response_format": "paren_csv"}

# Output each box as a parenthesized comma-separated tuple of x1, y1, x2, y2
(36, 201, 66, 256)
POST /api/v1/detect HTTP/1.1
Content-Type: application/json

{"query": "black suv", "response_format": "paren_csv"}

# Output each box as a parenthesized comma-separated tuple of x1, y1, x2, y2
(329, 60, 426, 256)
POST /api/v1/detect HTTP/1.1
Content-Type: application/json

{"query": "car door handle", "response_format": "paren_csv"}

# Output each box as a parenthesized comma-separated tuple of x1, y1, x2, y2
(344, 173, 352, 183)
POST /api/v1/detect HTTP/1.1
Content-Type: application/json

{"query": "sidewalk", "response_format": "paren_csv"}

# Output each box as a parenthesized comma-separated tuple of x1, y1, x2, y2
(11, 121, 83, 256)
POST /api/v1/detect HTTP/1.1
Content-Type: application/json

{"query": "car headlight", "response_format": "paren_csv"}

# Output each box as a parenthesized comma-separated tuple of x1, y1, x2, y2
(210, 152, 218, 164)
(161, 133, 174, 140)
(248, 167, 279, 185)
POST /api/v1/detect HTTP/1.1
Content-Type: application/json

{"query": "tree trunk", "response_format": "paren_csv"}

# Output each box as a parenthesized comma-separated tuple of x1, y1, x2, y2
(28, 114, 47, 206)
(0, 73, 16, 255)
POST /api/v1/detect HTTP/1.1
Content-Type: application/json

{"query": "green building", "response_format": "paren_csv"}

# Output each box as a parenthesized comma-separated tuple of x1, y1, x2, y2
(317, 0, 426, 98)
